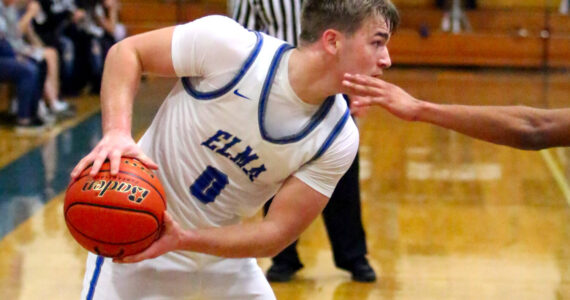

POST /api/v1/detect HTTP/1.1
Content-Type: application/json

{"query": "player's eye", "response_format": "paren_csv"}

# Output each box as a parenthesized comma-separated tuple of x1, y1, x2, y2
(373, 41, 384, 47)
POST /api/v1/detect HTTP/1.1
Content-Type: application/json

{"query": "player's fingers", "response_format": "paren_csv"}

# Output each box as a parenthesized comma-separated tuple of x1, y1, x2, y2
(118, 241, 162, 264)
(89, 155, 108, 177)
(109, 150, 123, 175)
(70, 161, 86, 178)
(114, 253, 141, 263)
(114, 250, 144, 263)
(137, 153, 159, 170)
(70, 164, 85, 179)
(116, 213, 174, 264)
(163, 210, 173, 222)
(71, 155, 94, 178)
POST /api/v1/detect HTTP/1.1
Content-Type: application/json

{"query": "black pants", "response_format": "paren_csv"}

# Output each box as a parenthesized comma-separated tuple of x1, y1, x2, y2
(263, 153, 368, 270)
(436, 0, 477, 10)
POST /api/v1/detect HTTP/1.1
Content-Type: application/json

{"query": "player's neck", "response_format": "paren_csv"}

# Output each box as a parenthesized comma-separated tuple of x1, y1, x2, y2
(288, 48, 340, 105)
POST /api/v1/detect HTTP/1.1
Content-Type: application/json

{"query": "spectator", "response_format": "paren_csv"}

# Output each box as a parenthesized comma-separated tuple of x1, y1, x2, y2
(17, 0, 74, 119)
(33, 0, 104, 95)
(0, 0, 45, 133)
(32, 0, 80, 94)
(437, 0, 475, 33)
(95, 0, 126, 42)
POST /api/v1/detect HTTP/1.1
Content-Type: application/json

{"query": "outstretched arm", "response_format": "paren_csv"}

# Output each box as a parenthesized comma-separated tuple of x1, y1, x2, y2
(115, 175, 329, 262)
(342, 73, 570, 150)
(70, 27, 177, 178)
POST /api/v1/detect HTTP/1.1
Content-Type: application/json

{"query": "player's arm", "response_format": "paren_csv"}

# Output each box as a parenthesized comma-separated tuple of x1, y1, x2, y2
(116, 176, 329, 262)
(70, 27, 177, 178)
(342, 73, 570, 150)
(189, 176, 329, 258)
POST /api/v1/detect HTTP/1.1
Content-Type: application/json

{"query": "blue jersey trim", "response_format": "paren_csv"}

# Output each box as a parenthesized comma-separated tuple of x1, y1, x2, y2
(181, 31, 263, 99)
(258, 44, 335, 144)
(86, 255, 105, 300)
(309, 107, 351, 162)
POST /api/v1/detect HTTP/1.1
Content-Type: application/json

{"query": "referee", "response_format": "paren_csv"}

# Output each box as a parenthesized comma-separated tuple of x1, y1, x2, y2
(232, 0, 377, 283)
(233, 0, 302, 47)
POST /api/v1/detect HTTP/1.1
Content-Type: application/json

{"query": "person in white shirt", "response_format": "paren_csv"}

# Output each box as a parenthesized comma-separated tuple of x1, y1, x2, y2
(71, 0, 399, 299)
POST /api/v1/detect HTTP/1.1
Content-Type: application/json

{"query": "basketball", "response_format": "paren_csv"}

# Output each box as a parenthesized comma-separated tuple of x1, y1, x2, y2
(64, 157, 166, 258)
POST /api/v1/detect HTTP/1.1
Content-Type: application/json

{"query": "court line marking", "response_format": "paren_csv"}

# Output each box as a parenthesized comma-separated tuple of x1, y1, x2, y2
(540, 149, 570, 206)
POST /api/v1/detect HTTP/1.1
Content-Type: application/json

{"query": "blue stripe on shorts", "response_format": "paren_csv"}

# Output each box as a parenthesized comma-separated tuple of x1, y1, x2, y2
(86, 255, 105, 300)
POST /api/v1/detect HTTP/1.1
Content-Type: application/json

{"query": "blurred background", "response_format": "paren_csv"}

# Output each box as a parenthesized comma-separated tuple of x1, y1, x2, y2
(1, 0, 570, 299)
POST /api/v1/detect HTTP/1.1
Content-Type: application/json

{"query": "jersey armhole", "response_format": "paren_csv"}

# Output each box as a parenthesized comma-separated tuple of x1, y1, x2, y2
(180, 31, 264, 100)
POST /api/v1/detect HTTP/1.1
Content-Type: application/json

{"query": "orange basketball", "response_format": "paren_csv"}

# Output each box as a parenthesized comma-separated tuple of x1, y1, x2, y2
(64, 157, 166, 258)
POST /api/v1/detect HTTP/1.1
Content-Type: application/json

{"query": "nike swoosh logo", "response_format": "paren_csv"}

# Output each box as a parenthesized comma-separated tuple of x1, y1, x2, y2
(233, 89, 250, 100)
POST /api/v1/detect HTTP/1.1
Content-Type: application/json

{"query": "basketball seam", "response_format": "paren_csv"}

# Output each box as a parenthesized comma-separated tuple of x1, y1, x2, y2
(65, 202, 160, 245)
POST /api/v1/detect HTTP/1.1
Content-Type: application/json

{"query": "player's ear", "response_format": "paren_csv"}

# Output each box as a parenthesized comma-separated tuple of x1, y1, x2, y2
(321, 29, 342, 55)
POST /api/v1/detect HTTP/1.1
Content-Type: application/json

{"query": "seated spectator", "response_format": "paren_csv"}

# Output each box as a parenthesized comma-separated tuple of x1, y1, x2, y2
(33, 0, 101, 95)
(437, 0, 476, 33)
(1, 0, 46, 133)
(17, 0, 75, 119)
(0, 37, 45, 134)
(32, 0, 80, 94)
(31, 0, 119, 97)
(73, 0, 113, 94)
(99, 0, 125, 41)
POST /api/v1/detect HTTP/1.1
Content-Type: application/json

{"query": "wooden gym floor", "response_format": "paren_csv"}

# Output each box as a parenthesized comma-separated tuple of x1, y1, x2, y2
(0, 67, 569, 300)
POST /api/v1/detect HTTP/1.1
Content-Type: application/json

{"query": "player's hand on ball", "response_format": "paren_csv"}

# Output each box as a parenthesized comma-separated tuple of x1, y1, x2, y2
(70, 130, 158, 179)
(113, 211, 183, 264)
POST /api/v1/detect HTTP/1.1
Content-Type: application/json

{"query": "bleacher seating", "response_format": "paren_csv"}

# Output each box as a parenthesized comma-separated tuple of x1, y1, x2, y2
(119, 0, 227, 35)
(4, 0, 570, 113)
(114, 0, 570, 68)
(390, 0, 570, 67)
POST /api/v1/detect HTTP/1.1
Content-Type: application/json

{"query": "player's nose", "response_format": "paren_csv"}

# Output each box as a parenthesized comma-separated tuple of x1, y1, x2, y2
(378, 48, 392, 69)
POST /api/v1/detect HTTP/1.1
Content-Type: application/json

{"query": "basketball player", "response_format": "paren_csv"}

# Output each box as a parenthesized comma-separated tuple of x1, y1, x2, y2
(342, 73, 570, 149)
(70, 0, 399, 299)
(233, 0, 376, 282)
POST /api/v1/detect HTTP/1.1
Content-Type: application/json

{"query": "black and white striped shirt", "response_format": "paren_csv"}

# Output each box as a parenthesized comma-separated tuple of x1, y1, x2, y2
(232, 0, 302, 46)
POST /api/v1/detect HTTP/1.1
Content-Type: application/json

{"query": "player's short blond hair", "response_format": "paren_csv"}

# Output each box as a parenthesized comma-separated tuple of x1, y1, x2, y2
(299, 0, 400, 45)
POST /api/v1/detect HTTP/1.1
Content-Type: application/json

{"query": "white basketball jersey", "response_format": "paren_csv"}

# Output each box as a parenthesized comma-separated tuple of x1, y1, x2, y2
(138, 19, 358, 234)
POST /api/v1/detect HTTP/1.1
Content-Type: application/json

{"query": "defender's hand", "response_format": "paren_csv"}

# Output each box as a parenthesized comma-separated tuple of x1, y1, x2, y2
(343, 73, 422, 122)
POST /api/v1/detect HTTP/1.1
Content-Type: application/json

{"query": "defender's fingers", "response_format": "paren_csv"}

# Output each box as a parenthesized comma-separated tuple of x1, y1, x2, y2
(342, 80, 382, 97)
(345, 73, 385, 84)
